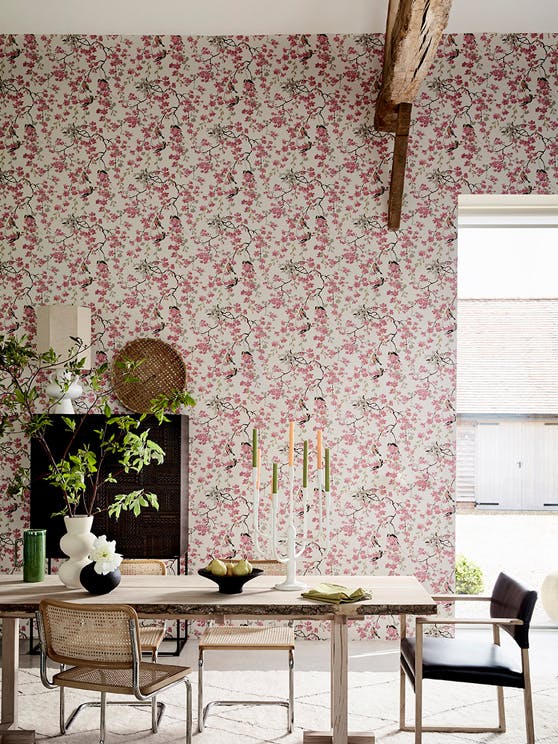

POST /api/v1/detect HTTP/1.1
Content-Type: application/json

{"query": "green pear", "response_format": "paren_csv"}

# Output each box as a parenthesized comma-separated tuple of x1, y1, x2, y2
(232, 558, 252, 576)
(206, 558, 227, 576)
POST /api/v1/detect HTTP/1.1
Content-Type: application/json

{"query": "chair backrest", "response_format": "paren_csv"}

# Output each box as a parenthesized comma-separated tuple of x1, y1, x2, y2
(38, 598, 140, 668)
(120, 558, 167, 576)
(490, 572, 537, 649)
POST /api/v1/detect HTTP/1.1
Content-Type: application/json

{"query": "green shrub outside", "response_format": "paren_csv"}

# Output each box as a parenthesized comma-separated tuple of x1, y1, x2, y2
(455, 554, 484, 594)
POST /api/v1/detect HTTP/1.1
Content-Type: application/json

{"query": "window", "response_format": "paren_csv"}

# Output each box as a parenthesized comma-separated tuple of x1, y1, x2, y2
(457, 194, 558, 510)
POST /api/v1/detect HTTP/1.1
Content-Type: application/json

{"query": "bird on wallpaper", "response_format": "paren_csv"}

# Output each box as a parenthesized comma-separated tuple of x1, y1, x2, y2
(297, 399, 311, 425)
(298, 127, 313, 153)
(153, 217, 166, 244)
(225, 353, 238, 379)
(7, 126, 20, 153)
(79, 81, 94, 108)
(226, 82, 240, 109)
(79, 172, 94, 199)
(153, 35, 167, 62)
(224, 443, 238, 471)
(370, 268, 384, 290)
(446, 138, 460, 153)
(299, 35, 314, 62)
(154, 127, 167, 154)
(298, 308, 311, 335)
(225, 261, 239, 288)
(226, 173, 239, 200)
(371, 354, 384, 380)
(447, 40, 460, 61)
(6, 36, 21, 61)
(298, 218, 312, 244)
(6, 217, 20, 244)
(371, 447, 384, 472)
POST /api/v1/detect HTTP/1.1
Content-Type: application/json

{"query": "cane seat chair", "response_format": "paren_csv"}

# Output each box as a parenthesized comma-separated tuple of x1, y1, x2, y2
(120, 559, 167, 660)
(399, 572, 537, 744)
(198, 559, 295, 733)
(36, 598, 192, 744)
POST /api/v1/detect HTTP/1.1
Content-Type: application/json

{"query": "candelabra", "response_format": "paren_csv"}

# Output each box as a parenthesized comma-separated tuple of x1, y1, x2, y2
(251, 424, 331, 591)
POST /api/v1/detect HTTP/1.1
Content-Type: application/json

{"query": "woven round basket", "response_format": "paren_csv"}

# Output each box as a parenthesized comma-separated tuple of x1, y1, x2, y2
(111, 338, 186, 413)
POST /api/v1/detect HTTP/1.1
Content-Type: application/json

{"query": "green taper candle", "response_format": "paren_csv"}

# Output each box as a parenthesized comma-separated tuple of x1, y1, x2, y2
(324, 447, 330, 491)
(272, 462, 278, 493)
(252, 428, 258, 468)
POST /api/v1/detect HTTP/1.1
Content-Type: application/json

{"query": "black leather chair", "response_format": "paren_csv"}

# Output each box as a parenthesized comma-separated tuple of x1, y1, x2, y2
(400, 572, 537, 744)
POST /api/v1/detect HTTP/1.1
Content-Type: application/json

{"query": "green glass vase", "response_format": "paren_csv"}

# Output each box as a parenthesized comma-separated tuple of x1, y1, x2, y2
(23, 529, 46, 583)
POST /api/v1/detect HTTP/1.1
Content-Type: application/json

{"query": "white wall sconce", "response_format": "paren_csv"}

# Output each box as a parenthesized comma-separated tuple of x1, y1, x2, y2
(36, 305, 92, 414)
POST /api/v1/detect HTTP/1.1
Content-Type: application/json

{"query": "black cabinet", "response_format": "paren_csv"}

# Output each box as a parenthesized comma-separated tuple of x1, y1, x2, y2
(30, 414, 188, 560)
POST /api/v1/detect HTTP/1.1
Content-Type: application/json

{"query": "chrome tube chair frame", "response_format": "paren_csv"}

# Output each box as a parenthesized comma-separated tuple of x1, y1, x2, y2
(399, 572, 537, 744)
(197, 559, 295, 733)
(36, 599, 192, 744)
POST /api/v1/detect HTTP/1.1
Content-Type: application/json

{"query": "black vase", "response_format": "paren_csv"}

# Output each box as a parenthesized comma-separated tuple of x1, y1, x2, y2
(80, 562, 121, 595)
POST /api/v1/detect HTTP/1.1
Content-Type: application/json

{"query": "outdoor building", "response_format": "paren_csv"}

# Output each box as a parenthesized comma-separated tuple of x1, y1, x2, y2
(457, 298, 558, 510)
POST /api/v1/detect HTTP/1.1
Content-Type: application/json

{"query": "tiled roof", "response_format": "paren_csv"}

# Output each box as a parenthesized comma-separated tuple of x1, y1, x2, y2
(457, 299, 558, 414)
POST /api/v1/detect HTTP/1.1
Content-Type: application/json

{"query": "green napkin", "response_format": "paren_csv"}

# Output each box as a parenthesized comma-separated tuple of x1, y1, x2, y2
(301, 583, 372, 604)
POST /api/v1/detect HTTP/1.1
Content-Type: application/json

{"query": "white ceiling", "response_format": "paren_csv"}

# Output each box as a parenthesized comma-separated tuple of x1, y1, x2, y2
(2, 0, 558, 35)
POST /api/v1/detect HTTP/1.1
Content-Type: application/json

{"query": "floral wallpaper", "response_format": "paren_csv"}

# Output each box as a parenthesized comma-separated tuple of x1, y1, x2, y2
(1, 33, 557, 639)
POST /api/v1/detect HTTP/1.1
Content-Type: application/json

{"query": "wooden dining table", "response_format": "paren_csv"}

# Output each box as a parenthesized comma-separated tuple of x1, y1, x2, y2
(0, 572, 436, 744)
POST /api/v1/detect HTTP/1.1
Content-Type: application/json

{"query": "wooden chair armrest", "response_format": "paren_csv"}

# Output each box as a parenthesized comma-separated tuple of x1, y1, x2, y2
(432, 594, 492, 602)
(416, 615, 523, 626)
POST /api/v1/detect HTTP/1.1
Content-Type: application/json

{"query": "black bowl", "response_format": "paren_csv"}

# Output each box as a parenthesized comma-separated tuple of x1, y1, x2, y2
(198, 567, 264, 594)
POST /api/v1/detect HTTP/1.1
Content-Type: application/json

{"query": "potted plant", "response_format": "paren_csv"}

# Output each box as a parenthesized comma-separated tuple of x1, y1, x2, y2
(455, 554, 484, 595)
(0, 333, 195, 586)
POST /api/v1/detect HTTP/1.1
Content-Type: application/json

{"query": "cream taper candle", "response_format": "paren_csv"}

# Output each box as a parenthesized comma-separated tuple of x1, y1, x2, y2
(288, 421, 294, 466)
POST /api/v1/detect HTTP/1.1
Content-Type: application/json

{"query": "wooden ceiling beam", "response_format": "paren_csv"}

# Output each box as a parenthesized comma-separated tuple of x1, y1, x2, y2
(376, 0, 452, 128)
(387, 102, 413, 231)
(375, 0, 452, 228)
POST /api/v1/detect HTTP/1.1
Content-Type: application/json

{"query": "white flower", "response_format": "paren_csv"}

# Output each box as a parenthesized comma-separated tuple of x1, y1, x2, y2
(88, 535, 123, 575)
(93, 552, 123, 575)
(89, 535, 116, 562)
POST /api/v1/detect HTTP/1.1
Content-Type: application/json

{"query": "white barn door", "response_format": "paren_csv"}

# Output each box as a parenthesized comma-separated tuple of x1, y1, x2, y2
(475, 420, 558, 510)
(476, 422, 522, 509)
(535, 423, 558, 509)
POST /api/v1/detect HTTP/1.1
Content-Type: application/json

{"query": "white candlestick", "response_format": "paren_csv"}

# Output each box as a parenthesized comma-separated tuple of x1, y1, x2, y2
(250, 425, 331, 590)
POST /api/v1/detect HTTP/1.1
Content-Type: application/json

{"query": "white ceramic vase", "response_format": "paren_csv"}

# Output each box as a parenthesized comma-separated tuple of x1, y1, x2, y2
(58, 515, 96, 588)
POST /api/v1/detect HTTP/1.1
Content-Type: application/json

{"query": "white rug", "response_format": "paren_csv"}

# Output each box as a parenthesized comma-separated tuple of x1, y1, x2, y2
(13, 667, 558, 743)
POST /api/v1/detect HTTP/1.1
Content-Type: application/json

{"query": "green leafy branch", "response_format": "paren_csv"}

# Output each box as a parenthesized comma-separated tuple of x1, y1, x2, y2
(0, 333, 195, 518)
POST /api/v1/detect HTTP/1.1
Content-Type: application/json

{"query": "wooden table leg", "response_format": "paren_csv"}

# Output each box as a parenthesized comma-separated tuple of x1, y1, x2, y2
(1, 618, 36, 741)
(1, 618, 19, 729)
(303, 616, 375, 744)
(331, 615, 348, 743)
